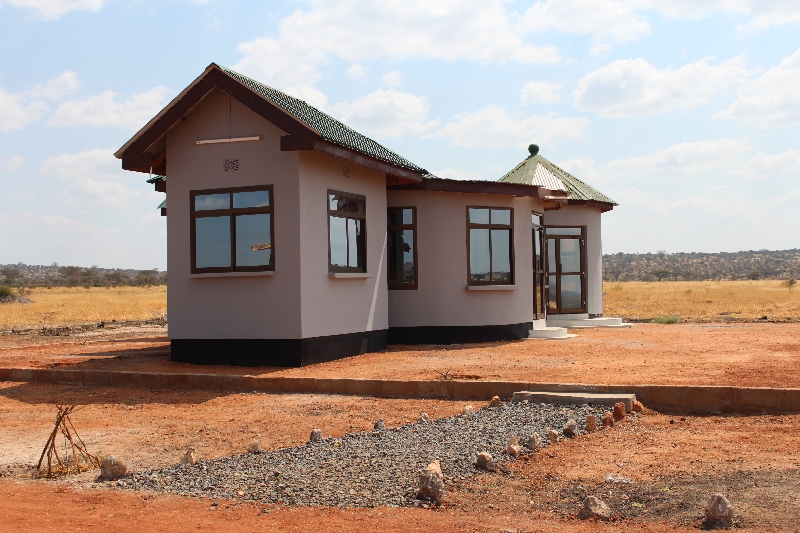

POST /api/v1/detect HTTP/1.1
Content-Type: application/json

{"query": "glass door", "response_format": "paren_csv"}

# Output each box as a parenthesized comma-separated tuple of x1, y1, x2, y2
(545, 226, 587, 314)
(532, 213, 546, 319)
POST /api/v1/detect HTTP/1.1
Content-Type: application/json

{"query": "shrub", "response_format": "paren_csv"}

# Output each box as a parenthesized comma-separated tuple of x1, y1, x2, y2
(0, 286, 12, 297)
(783, 279, 797, 289)
(651, 315, 679, 324)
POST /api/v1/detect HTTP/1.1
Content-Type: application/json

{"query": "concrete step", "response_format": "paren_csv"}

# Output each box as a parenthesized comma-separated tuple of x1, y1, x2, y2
(512, 391, 637, 411)
(527, 327, 576, 340)
(546, 316, 633, 329)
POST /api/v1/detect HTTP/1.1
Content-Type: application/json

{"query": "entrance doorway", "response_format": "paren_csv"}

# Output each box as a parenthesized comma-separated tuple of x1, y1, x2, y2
(531, 213, 546, 319)
(545, 226, 587, 314)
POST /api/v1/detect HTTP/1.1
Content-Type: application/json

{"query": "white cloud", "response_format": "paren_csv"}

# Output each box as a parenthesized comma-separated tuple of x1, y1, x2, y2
(522, 0, 650, 45)
(346, 64, 367, 79)
(717, 49, 800, 128)
(0, 0, 106, 20)
(4, 155, 25, 173)
(0, 70, 78, 131)
(432, 105, 588, 148)
(282, 84, 329, 110)
(431, 167, 485, 181)
(520, 81, 562, 105)
(233, 0, 561, 91)
(49, 86, 170, 129)
(634, 0, 800, 35)
(381, 70, 403, 87)
(574, 55, 754, 118)
(330, 89, 438, 138)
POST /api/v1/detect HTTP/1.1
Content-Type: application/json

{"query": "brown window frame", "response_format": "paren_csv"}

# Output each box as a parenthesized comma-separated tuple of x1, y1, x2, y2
(327, 189, 367, 273)
(466, 206, 515, 286)
(190, 185, 275, 274)
(387, 206, 418, 290)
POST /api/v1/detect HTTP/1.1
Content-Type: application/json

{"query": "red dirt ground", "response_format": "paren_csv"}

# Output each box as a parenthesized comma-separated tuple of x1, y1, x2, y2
(1, 323, 798, 388)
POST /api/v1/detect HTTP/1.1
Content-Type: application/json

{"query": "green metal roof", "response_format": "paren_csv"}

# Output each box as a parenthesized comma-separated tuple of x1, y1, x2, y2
(498, 151, 616, 205)
(147, 174, 166, 184)
(157, 198, 166, 210)
(218, 65, 425, 173)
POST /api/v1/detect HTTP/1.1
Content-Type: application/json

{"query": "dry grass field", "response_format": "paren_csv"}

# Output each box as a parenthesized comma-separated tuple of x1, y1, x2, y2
(0, 286, 166, 330)
(605, 280, 800, 322)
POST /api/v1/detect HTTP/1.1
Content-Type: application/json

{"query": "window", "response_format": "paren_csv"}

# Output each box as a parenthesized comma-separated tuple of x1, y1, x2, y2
(387, 207, 417, 289)
(467, 207, 513, 285)
(328, 190, 366, 272)
(190, 186, 273, 274)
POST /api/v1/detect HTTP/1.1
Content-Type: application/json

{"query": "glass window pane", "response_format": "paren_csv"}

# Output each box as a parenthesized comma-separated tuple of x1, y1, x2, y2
(233, 190, 270, 209)
(547, 239, 556, 272)
(560, 275, 582, 309)
(469, 228, 490, 283)
(329, 216, 347, 267)
(330, 194, 347, 212)
(388, 230, 400, 283)
(490, 229, 512, 283)
(387, 209, 400, 226)
(531, 213, 542, 226)
(347, 218, 359, 267)
(388, 208, 413, 226)
(469, 208, 489, 224)
(548, 274, 558, 310)
(347, 198, 364, 214)
(560, 238, 582, 272)
(388, 229, 414, 286)
(235, 214, 271, 267)
(195, 193, 229, 211)
(546, 227, 581, 235)
(401, 229, 414, 284)
(490, 209, 511, 225)
(195, 216, 231, 268)
(402, 208, 413, 225)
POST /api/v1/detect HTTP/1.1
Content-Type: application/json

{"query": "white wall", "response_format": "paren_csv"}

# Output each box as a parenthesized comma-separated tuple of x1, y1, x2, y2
(298, 151, 389, 337)
(386, 190, 544, 328)
(543, 205, 604, 315)
(165, 88, 303, 339)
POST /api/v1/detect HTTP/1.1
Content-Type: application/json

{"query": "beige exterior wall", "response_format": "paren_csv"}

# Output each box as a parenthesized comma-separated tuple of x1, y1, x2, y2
(298, 151, 389, 337)
(165, 88, 303, 339)
(386, 190, 544, 328)
(543, 205, 604, 315)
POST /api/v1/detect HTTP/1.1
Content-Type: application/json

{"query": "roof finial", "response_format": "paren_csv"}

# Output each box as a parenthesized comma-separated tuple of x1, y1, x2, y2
(528, 144, 539, 156)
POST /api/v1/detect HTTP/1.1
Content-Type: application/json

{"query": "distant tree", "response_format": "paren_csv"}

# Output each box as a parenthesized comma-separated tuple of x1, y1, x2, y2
(58, 266, 83, 286)
(135, 269, 159, 286)
(649, 270, 672, 281)
(104, 271, 128, 285)
(747, 270, 761, 280)
(1, 268, 21, 285)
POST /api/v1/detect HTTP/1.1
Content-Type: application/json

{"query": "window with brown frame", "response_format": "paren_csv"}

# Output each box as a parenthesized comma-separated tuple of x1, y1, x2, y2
(387, 207, 417, 289)
(328, 190, 366, 273)
(467, 207, 514, 285)
(190, 185, 274, 274)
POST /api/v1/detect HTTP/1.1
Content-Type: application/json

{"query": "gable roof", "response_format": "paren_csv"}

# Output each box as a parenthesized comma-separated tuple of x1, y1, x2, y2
(115, 63, 426, 182)
(498, 148, 616, 210)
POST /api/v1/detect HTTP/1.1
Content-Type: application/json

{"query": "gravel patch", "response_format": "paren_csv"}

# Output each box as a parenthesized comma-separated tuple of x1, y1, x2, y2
(119, 402, 610, 507)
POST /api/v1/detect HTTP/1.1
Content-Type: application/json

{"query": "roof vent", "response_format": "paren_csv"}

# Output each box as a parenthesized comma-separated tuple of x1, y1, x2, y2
(528, 144, 539, 157)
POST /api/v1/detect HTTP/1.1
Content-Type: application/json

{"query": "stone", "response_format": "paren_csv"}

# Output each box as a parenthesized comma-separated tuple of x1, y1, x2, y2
(602, 411, 615, 428)
(563, 419, 578, 438)
(180, 450, 196, 466)
(100, 456, 127, 480)
(548, 429, 559, 444)
(578, 495, 611, 520)
(463, 405, 474, 416)
(506, 436, 522, 457)
(374, 419, 385, 430)
(416, 460, 444, 502)
(310, 429, 323, 443)
(247, 440, 262, 454)
(525, 434, 542, 451)
(613, 402, 626, 421)
(704, 493, 733, 527)
(475, 452, 495, 470)
(418, 413, 430, 423)
(632, 400, 644, 413)
(489, 396, 501, 407)
(585, 415, 597, 432)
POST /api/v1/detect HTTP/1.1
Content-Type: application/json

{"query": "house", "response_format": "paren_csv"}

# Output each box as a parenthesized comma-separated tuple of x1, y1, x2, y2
(115, 63, 624, 367)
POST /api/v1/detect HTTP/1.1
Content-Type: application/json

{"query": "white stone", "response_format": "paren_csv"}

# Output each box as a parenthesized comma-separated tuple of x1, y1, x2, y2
(489, 396, 501, 407)
(704, 493, 733, 526)
(374, 419, 385, 430)
(463, 405, 473, 416)
(247, 440, 262, 453)
(578, 495, 611, 520)
(506, 436, 522, 457)
(418, 412, 430, 423)
(548, 429, 559, 444)
(525, 434, 542, 451)
(100, 456, 127, 480)
(417, 460, 444, 502)
(180, 450, 196, 465)
(475, 452, 495, 470)
(563, 419, 578, 438)
(310, 429, 323, 443)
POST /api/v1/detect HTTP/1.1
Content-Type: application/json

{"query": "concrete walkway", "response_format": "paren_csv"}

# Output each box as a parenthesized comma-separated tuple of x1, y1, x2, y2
(1, 366, 798, 415)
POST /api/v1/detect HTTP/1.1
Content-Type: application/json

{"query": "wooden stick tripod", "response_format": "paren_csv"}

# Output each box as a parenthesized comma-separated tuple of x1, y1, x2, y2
(36, 405, 100, 478)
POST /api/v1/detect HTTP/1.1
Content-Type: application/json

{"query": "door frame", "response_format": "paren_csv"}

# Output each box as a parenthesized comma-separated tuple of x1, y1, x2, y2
(545, 225, 587, 314)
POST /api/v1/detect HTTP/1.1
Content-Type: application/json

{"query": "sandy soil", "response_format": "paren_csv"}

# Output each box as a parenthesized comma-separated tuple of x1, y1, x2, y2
(0, 383, 797, 532)
(1, 323, 798, 388)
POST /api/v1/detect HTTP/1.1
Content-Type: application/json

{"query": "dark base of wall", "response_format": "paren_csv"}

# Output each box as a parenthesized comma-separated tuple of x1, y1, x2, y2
(387, 322, 532, 345)
(171, 330, 387, 367)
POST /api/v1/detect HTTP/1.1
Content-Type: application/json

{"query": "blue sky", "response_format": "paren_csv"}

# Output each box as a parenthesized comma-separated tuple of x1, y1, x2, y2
(1, 0, 799, 270)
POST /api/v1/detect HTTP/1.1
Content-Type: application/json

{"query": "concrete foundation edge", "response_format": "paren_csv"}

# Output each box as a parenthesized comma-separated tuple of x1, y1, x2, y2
(0, 367, 798, 414)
